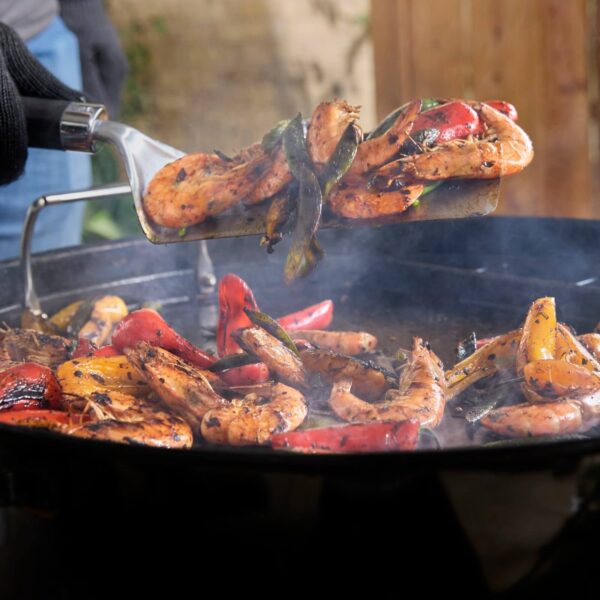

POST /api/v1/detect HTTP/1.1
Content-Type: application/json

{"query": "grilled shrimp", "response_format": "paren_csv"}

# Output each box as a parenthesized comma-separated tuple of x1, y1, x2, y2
(484, 360, 600, 437)
(522, 360, 600, 403)
(346, 99, 421, 175)
(144, 100, 355, 229)
(555, 324, 600, 373)
(328, 177, 424, 219)
(300, 348, 395, 402)
(579, 333, 600, 362)
(480, 401, 586, 437)
(376, 103, 533, 182)
(236, 326, 306, 388)
(69, 401, 193, 448)
(125, 342, 225, 432)
(201, 382, 306, 445)
(241, 145, 293, 205)
(0, 328, 72, 369)
(329, 338, 446, 428)
(307, 99, 361, 167)
(290, 330, 377, 355)
(144, 152, 274, 228)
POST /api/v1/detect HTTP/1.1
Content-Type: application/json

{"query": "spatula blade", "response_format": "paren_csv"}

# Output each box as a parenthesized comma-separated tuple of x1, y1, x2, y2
(140, 178, 500, 244)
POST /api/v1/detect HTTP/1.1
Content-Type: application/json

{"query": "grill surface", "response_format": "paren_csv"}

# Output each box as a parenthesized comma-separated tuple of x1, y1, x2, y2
(1, 216, 600, 599)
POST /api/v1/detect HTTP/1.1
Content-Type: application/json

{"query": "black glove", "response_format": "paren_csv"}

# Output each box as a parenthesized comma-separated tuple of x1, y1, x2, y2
(59, 0, 128, 119)
(0, 22, 85, 185)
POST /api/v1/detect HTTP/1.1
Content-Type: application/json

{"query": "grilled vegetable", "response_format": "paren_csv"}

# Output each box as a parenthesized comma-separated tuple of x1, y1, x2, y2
(217, 274, 260, 356)
(318, 122, 360, 198)
(78, 295, 129, 347)
(271, 420, 420, 453)
(219, 364, 270, 386)
(277, 299, 334, 331)
(209, 352, 269, 386)
(399, 101, 480, 155)
(112, 308, 215, 368)
(48, 300, 89, 334)
(516, 297, 557, 373)
(57, 355, 149, 410)
(0, 363, 62, 411)
(261, 188, 296, 252)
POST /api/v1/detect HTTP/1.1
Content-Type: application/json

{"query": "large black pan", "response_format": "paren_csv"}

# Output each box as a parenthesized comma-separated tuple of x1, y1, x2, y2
(0, 217, 598, 599)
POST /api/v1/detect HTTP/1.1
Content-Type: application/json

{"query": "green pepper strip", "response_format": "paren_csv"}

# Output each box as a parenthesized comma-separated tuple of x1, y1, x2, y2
(66, 298, 96, 337)
(367, 97, 441, 141)
(284, 165, 323, 283)
(243, 307, 301, 357)
(283, 114, 324, 283)
(209, 352, 260, 372)
(262, 119, 291, 153)
(319, 123, 360, 200)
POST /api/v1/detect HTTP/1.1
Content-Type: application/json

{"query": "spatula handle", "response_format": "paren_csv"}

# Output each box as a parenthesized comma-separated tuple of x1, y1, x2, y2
(21, 96, 107, 152)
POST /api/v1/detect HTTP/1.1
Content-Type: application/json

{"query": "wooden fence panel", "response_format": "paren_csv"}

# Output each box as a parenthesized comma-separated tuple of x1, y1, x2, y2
(371, 0, 592, 217)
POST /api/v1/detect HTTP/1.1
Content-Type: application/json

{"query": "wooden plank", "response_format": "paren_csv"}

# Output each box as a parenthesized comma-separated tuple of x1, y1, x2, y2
(471, 0, 545, 216)
(409, 0, 465, 98)
(371, 0, 409, 118)
(372, 0, 465, 116)
(538, 0, 590, 218)
(371, 0, 593, 218)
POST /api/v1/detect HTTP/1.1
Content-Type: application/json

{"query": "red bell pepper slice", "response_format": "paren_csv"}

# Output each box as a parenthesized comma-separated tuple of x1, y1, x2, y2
(72, 335, 96, 358)
(0, 363, 62, 411)
(217, 274, 260, 356)
(112, 309, 215, 368)
(219, 363, 270, 386)
(405, 100, 517, 154)
(277, 300, 334, 331)
(92, 345, 120, 358)
(271, 420, 420, 453)
(412, 101, 480, 144)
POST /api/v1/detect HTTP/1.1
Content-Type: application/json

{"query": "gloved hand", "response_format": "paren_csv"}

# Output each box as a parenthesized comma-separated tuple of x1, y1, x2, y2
(59, 0, 128, 119)
(0, 22, 85, 185)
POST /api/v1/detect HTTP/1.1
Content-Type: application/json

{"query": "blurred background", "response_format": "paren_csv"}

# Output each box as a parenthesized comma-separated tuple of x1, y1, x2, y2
(86, 0, 600, 241)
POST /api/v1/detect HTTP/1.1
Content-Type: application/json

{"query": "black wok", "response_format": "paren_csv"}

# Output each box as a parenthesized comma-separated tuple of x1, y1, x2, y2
(0, 216, 598, 599)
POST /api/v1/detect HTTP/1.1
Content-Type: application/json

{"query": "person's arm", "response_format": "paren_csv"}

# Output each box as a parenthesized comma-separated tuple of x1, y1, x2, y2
(0, 22, 85, 185)
(59, 0, 128, 118)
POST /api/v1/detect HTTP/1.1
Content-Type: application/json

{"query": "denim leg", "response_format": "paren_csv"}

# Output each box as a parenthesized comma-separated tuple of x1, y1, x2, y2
(0, 16, 92, 259)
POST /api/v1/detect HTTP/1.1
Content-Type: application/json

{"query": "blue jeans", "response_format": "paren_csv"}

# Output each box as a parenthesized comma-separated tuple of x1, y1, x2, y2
(0, 17, 92, 259)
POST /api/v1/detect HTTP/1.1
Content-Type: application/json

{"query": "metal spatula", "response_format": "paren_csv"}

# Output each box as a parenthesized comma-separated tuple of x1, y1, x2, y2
(23, 98, 500, 244)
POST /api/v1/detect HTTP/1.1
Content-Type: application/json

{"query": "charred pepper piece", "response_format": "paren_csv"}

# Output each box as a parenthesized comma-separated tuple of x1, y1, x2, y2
(277, 299, 334, 331)
(0, 363, 62, 411)
(271, 420, 420, 453)
(261, 188, 296, 252)
(112, 308, 215, 368)
(78, 295, 129, 347)
(283, 114, 324, 283)
(217, 273, 260, 356)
